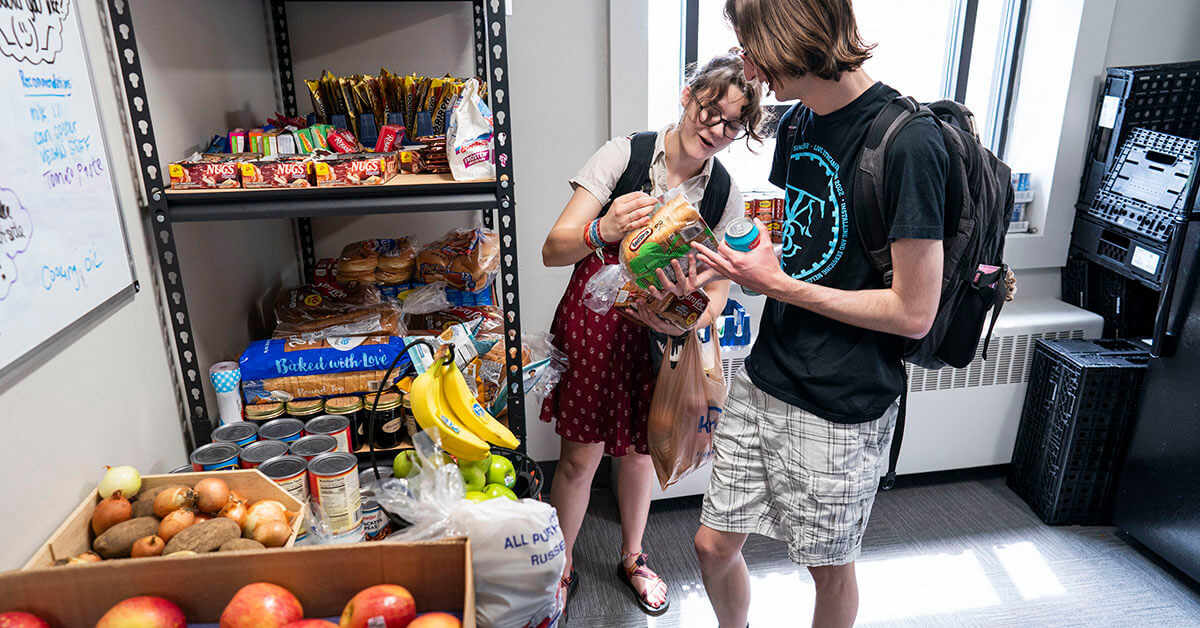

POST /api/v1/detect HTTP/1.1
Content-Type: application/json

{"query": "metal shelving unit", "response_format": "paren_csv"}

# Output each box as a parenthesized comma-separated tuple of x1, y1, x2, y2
(104, 0, 524, 453)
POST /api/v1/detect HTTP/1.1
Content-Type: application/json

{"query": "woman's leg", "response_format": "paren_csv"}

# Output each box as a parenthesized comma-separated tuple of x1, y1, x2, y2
(550, 437, 606, 576)
(616, 452, 668, 610)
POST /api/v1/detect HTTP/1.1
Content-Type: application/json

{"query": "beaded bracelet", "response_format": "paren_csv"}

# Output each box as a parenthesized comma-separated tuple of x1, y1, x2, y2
(585, 219, 607, 249)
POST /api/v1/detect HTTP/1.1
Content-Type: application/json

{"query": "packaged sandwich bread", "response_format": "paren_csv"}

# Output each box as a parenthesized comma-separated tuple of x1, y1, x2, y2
(619, 190, 718, 290)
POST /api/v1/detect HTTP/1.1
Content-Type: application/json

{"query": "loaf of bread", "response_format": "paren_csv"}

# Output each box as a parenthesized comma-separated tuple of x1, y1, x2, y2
(415, 228, 500, 291)
(619, 193, 717, 290)
(273, 284, 403, 338)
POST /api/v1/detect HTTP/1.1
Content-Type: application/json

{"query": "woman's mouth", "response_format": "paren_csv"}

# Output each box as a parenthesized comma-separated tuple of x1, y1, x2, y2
(699, 136, 714, 149)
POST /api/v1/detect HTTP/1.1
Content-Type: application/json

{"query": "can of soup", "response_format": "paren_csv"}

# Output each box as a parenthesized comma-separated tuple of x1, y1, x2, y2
(212, 422, 258, 448)
(308, 452, 362, 535)
(239, 439, 289, 469)
(304, 415, 353, 454)
(190, 442, 240, 471)
(290, 434, 338, 461)
(259, 454, 309, 502)
(259, 418, 304, 443)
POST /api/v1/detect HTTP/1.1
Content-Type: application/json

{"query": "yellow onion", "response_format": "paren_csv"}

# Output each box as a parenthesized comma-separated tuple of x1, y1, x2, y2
(157, 509, 196, 542)
(194, 478, 231, 514)
(153, 486, 197, 518)
(194, 511, 213, 522)
(219, 499, 248, 527)
(242, 501, 288, 537)
(92, 490, 132, 535)
(131, 535, 165, 558)
(251, 519, 292, 548)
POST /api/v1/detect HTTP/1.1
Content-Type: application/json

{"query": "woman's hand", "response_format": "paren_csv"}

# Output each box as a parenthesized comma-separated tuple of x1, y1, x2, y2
(627, 303, 688, 336)
(598, 192, 658, 243)
(648, 253, 721, 299)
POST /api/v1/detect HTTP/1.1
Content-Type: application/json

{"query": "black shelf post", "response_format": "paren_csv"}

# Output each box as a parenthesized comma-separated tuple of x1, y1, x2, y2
(105, 0, 210, 450)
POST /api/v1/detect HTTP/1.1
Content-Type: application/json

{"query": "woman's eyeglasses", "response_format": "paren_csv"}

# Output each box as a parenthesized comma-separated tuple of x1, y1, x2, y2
(693, 96, 747, 140)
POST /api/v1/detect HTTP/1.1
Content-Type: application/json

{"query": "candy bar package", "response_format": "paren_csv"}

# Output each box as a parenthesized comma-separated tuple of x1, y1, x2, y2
(310, 152, 398, 186)
(168, 153, 258, 189)
(414, 227, 500, 291)
(273, 283, 404, 340)
(240, 155, 312, 188)
(619, 190, 718, 289)
(375, 124, 406, 153)
(239, 336, 412, 404)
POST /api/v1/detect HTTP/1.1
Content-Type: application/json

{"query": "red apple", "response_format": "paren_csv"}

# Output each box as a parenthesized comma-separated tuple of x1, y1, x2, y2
(0, 612, 51, 628)
(409, 613, 461, 628)
(282, 622, 338, 628)
(220, 583, 303, 628)
(339, 585, 416, 628)
(95, 596, 186, 628)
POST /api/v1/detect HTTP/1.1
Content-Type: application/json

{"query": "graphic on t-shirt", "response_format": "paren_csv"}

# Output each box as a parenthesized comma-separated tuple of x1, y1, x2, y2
(782, 144, 848, 282)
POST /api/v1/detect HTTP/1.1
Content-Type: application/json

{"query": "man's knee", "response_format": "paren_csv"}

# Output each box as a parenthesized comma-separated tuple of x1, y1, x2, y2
(808, 563, 856, 592)
(694, 527, 744, 567)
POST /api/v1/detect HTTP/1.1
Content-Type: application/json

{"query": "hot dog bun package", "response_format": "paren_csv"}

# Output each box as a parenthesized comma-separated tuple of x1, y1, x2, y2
(619, 189, 718, 290)
(415, 227, 500, 291)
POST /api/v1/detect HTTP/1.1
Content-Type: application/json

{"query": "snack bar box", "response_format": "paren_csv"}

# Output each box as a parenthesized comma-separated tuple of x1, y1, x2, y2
(0, 539, 475, 627)
(23, 469, 305, 570)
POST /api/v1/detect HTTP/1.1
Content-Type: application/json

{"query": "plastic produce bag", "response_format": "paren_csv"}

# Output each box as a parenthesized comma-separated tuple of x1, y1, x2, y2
(647, 325, 726, 489)
(376, 430, 565, 628)
(583, 263, 631, 314)
(447, 78, 496, 181)
(400, 281, 451, 315)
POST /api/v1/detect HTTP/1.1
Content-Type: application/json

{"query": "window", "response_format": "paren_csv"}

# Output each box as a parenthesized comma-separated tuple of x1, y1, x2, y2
(653, 0, 1028, 192)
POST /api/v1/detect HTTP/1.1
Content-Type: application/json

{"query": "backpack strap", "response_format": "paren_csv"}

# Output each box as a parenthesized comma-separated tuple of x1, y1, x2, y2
(852, 96, 931, 287)
(881, 372, 907, 491)
(599, 131, 657, 218)
(698, 157, 732, 228)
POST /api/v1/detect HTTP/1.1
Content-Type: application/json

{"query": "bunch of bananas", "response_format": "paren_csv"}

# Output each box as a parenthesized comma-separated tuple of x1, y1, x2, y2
(409, 355, 520, 462)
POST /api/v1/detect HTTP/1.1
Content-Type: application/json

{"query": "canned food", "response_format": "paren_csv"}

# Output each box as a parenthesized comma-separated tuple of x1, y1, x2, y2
(259, 418, 305, 443)
(239, 439, 289, 469)
(304, 415, 353, 454)
(259, 454, 309, 502)
(291, 434, 338, 461)
(286, 398, 324, 421)
(358, 466, 394, 489)
(190, 442, 240, 472)
(325, 396, 365, 450)
(212, 422, 258, 448)
(308, 452, 362, 534)
(245, 402, 286, 425)
(361, 498, 391, 541)
(366, 391, 404, 449)
(170, 464, 193, 474)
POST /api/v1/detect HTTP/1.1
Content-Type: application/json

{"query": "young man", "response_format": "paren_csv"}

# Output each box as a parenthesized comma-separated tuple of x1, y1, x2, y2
(687, 1, 948, 626)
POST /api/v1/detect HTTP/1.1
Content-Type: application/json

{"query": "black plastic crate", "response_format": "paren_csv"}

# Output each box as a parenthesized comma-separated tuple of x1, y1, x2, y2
(1079, 61, 1200, 207)
(1007, 339, 1149, 525)
(1060, 256, 1158, 338)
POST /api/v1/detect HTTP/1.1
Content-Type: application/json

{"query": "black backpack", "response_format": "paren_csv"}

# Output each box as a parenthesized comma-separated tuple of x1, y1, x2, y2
(850, 97, 1015, 489)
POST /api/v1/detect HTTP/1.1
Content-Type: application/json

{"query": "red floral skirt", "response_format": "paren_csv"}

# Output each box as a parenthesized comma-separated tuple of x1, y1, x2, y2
(539, 248, 654, 456)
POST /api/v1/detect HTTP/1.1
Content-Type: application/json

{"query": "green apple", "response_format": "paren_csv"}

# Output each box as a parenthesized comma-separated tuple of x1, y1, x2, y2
(484, 483, 518, 501)
(485, 454, 517, 489)
(464, 491, 490, 503)
(392, 449, 419, 478)
(459, 464, 487, 492)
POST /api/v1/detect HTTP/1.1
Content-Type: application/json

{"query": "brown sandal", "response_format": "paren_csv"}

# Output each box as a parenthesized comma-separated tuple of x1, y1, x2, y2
(618, 552, 670, 616)
(559, 567, 578, 622)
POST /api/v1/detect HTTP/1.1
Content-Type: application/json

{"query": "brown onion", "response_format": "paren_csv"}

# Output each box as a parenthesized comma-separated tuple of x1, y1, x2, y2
(92, 490, 132, 535)
(243, 501, 288, 536)
(219, 498, 248, 527)
(74, 551, 102, 563)
(131, 535, 165, 558)
(251, 519, 291, 548)
(194, 478, 231, 514)
(193, 511, 213, 522)
(229, 490, 248, 504)
(153, 486, 197, 518)
(157, 508, 196, 542)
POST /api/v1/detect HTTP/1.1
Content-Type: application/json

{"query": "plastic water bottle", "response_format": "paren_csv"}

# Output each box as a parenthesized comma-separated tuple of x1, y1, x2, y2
(724, 217, 762, 296)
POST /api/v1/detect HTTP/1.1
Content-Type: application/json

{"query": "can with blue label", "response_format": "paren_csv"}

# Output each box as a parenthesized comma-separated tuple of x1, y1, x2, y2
(259, 418, 304, 443)
(190, 442, 240, 471)
(212, 422, 258, 448)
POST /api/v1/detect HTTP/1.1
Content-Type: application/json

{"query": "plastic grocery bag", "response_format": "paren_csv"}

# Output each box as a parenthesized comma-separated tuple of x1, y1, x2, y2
(647, 325, 726, 490)
(376, 430, 565, 628)
(447, 78, 497, 181)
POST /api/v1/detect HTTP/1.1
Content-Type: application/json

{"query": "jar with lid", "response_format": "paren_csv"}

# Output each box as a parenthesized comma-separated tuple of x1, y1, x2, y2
(286, 398, 324, 421)
(324, 395, 364, 451)
(402, 394, 417, 445)
(245, 402, 285, 427)
(366, 391, 404, 449)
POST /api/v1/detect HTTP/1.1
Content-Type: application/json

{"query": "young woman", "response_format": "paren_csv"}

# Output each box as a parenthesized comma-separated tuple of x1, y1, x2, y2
(540, 51, 765, 618)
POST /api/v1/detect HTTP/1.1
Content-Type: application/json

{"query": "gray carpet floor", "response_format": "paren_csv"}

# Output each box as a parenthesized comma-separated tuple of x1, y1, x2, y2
(563, 468, 1200, 627)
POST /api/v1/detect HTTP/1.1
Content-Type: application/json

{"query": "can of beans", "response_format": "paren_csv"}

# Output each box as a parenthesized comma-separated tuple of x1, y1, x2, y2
(212, 422, 258, 448)
(259, 418, 304, 443)
(304, 415, 353, 454)
(308, 452, 362, 534)
(290, 434, 338, 461)
(239, 439, 289, 469)
(361, 498, 391, 541)
(190, 442, 240, 471)
(259, 454, 310, 502)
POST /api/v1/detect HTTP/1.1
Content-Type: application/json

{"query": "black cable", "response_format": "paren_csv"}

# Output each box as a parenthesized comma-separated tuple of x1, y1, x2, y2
(366, 337, 439, 481)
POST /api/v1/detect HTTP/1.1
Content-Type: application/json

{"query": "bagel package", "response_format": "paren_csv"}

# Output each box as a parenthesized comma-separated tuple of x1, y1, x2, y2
(415, 227, 500, 291)
(619, 190, 718, 290)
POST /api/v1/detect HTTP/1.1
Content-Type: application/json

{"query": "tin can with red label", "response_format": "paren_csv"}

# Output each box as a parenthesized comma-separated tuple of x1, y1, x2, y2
(259, 454, 309, 502)
(239, 439, 289, 469)
(304, 415, 353, 454)
(290, 434, 337, 461)
(308, 452, 362, 534)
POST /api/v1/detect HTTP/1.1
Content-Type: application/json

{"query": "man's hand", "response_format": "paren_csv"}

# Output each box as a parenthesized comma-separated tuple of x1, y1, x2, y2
(692, 219, 788, 296)
(598, 192, 657, 243)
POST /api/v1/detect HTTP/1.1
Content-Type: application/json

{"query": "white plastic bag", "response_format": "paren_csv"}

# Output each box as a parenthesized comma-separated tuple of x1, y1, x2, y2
(377, 430, 565, 628)
(583, 263, 632, 314)
(447, 78, 496, 181)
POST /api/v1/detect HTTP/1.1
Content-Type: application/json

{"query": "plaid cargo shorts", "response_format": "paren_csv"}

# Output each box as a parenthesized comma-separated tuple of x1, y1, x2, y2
(701, 369, 898, 567)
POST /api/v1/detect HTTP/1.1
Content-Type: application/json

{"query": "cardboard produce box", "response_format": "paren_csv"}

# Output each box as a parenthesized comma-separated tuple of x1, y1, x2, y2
(24, 469, 305, 570)
(0, 539, 475, 627)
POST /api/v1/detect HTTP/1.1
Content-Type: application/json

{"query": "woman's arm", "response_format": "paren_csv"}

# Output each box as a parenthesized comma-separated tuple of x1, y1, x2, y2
(541, 188, 657, 267)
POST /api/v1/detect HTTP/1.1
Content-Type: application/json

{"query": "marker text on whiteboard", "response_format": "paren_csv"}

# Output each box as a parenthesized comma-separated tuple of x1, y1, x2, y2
(0, 0, 72, 65)
(42, 248, 102, 292)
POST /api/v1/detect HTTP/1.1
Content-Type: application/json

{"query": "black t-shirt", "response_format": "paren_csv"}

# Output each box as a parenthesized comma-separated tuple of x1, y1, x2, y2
(746, 82, 947, 423)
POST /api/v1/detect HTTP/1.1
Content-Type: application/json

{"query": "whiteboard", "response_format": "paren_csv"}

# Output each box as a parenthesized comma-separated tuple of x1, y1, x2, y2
(0, 0, 136, 380)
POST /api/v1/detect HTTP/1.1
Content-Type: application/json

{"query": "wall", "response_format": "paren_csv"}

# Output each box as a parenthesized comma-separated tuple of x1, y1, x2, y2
(1105, 0, 1200, 67)
(0, 0, 188, 569)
